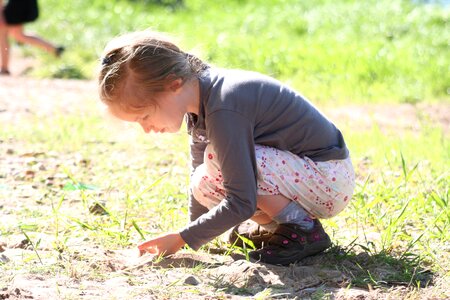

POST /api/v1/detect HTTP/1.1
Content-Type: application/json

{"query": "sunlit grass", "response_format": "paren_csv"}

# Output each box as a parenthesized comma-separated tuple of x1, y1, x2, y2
(21, 0, 449, 103)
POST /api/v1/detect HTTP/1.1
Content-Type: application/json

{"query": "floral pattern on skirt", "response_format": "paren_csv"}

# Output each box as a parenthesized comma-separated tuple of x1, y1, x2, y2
(191, 144, 355, 219)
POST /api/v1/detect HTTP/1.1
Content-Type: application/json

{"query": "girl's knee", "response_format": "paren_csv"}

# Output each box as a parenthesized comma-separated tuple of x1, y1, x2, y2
(190, 164, 223, 209)
(202, 144, 222, 175)
(190, 164, 207, 202)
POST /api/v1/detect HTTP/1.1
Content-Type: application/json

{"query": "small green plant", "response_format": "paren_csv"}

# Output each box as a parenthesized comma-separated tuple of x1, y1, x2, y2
(19, 225, 43, 265)
(223, 233, 256, 261)
(132, 220, 146, 240)
(50, 194, 68, 252)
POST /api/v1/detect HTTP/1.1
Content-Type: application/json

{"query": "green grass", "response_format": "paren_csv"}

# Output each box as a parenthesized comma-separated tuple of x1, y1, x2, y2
(19, 0, 449, 104)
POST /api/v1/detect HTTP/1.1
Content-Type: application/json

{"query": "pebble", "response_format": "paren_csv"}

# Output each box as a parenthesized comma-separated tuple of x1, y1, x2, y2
(183, 275, 200, 286)
(89, 202, 108, 215)
(0, 254, 10, 264)
(0, 242, 6, 252)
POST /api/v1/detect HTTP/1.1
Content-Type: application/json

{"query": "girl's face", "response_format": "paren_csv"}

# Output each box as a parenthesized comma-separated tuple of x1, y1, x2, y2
(109, 89, 186, 134)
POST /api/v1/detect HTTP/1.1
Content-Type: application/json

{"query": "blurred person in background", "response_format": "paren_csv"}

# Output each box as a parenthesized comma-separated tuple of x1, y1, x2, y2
(0, 0, 64, 75)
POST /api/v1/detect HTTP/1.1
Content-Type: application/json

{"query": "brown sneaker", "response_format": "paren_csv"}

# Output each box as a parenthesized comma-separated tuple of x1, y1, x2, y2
(249, 220, 331, 265)
(228, 220, 273, 249)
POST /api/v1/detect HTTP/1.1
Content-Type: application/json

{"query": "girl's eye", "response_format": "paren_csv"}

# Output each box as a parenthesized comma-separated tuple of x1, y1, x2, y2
(142, 114, 150, 121)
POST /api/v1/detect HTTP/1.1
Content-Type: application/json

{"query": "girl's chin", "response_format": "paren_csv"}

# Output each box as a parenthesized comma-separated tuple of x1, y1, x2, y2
(169, 124, 184, 133)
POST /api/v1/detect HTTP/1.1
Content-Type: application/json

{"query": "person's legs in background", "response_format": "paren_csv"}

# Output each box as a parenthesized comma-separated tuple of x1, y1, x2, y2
(0, 24, 64, 75)
(8, 25, 62, 56)
(0, 21, 9, 74)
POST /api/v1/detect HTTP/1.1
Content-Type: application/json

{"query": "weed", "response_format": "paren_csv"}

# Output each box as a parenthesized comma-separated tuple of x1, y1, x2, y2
(18, 225, 43, 265)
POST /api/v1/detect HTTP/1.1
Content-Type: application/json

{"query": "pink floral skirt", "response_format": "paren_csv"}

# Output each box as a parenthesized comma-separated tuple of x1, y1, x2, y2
(191, 144, 355, 219)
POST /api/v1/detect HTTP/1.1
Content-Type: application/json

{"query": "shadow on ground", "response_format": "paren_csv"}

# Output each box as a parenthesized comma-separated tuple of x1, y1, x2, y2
(120, 244, 434, 298)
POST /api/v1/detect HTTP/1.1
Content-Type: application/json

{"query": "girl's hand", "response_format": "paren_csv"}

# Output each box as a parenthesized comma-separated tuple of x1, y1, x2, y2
(137, 233, 186, 257)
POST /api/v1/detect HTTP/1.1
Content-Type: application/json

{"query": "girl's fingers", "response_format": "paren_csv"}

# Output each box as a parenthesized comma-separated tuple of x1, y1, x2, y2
(138, 247, 158, 257)
(137, 241, 159, 254)
(137, 241, 153, 250)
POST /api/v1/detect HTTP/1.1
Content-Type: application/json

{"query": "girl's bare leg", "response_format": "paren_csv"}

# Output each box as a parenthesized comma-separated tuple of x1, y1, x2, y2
(248, 194, 292, 225)
(257, 194, 291, 218)
(250, 212, 273, 225)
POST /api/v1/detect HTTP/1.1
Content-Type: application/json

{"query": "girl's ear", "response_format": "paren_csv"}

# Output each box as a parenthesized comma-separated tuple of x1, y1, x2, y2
(168, 78, 183, 92)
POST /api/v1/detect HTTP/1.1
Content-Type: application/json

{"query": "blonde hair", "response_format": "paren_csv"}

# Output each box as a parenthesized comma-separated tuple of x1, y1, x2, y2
(98, 30, 207, 111)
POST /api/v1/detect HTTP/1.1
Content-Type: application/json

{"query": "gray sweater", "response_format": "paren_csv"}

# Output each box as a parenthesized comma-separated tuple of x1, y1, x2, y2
(179, 68, 349, 250)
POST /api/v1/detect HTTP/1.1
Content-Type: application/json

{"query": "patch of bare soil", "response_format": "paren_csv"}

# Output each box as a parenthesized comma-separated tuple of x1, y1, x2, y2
(1, 69, 449, 299)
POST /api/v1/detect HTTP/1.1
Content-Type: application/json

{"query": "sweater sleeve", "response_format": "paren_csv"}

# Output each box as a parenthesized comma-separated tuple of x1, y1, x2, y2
(180, 110, 258, 250)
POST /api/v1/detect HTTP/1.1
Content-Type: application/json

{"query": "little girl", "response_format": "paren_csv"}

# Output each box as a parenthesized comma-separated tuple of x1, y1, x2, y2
(98, 30, 355, 265)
